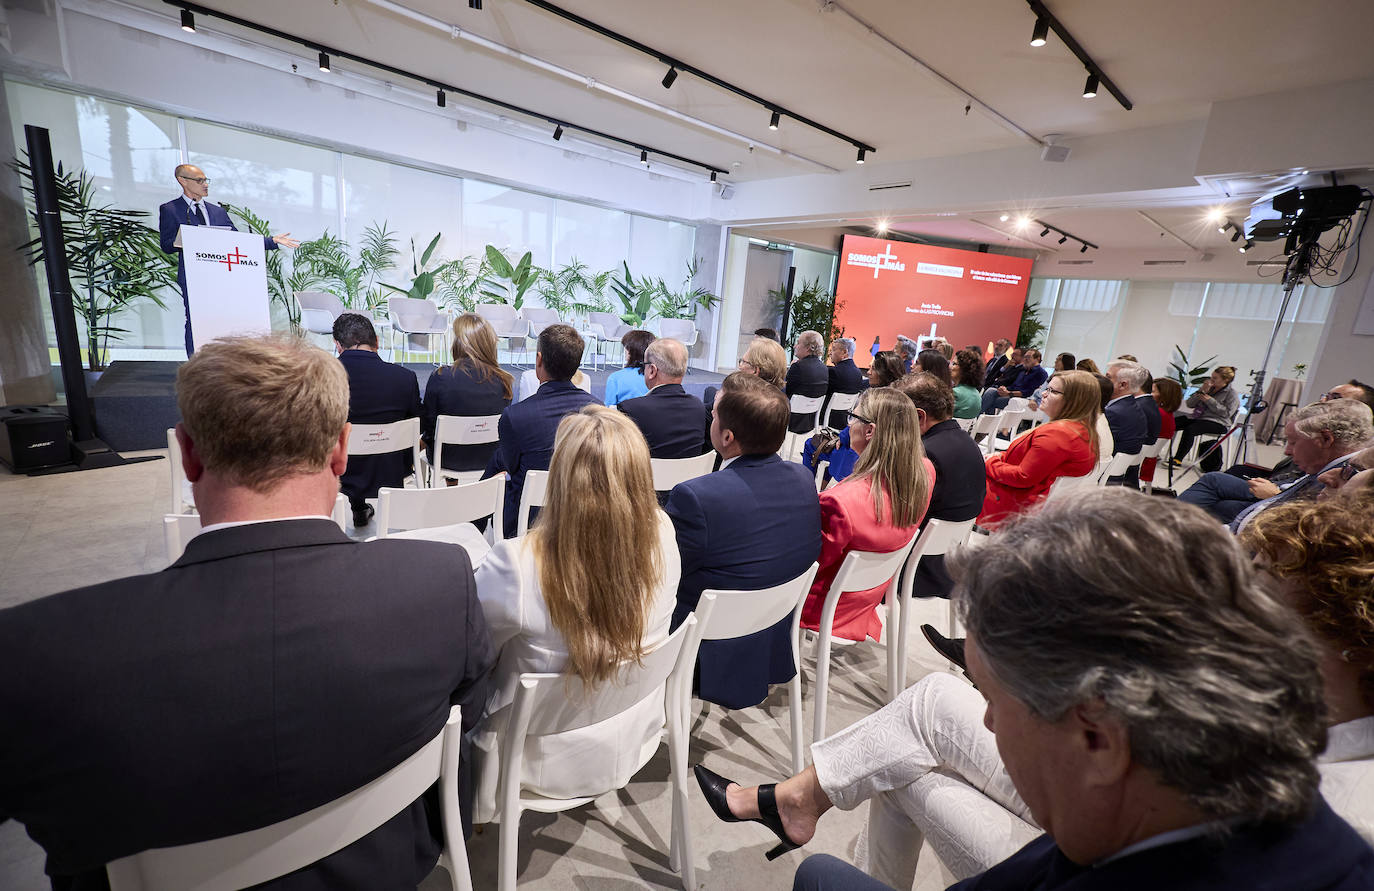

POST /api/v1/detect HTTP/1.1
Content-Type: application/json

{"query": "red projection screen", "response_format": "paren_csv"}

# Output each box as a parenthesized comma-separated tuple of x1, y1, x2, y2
(832, 235, 1032, 360)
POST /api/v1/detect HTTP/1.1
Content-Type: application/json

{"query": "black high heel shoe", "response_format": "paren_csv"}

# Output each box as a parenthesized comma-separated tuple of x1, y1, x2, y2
(693, 764, 802, 861)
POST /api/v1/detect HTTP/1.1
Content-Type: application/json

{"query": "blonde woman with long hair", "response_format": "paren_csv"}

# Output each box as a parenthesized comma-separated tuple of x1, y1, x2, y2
(420, 312, 514, 476)
(470, 405, 681, 818)
(979, 369, 1099, 527)
(739, 336, 788, 389)
(800, 387, 935, 642)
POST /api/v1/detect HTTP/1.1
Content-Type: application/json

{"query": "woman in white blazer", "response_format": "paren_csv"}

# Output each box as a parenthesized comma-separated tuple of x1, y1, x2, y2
(471, 404, 681, 821)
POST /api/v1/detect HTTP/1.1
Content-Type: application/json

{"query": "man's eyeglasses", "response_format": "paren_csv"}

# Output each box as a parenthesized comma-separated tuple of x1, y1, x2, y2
(1321, 391, 1345, 402)
(177, 175, 211, 184)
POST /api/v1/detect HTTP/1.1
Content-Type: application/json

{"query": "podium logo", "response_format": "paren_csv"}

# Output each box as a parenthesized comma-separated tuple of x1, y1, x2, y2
(193, 249, 260, 271)
(845, 244, 905, 279)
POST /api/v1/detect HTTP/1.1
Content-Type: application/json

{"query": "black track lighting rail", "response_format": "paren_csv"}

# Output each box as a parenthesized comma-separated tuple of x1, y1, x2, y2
(1026, 0, 1132, 111)
(1034, 218, 1097, 251)
(517, 0, 876, 157)
(164, 1, 728, 177)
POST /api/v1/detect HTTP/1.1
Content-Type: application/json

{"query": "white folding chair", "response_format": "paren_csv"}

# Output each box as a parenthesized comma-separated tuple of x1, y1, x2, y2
(522, 307, 562, 340)
(477, 303, 528, 364)
(515, 469, 549, 537)
(658, 318, 699, 355)
(780, 395, 825, 463)
(295, 291, 346, 343)
(164, 495, 348, 563)
(650, 453, 716, 492)
(954, 416, 977, 433)
(377, 476, 506, 540)
(388, 297, 448, 363)
(1096, 450, 1135, 485)
(106, 706, 472, 891)
(348, 417, 423, 492)
(1141, 436, 1171, 493)
(421, 414, 502, 487)
(808, 530, 921, 743)
(970, 413, 1001, 454)
(889, 518, 977, 690)
(820, 391, 859, 429)
(166, 427, 194, 514)
(491, 610, 710, 891)
(693, 563, 819, 773)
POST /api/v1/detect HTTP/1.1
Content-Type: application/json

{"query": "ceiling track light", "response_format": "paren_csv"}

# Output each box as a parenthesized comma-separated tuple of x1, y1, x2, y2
(710, 171, 717, 183)
(318, 51, 330, 72)
(1219, 220, 1232, 234)
(640, 149, 649, 165)
(1058, 235, 1068, 244)
(436, 88, 446, 108)
(769, 110, 780, 130)
(1239, 240, 1253, 253)
(552, 124, 563, 140)
(180, 8, 195, 32)
(1080, 243, 1089, 253)
(856, 147, 866, 164)
(1025, 1, 1131, 110)
(1231, 229, 1241, 242)
(1039, 226, 1051, 237)
(1082, 73, 1098, 99)
(1030, 15, 1048, 46)
(661, 66, 678, 89)
(468, 0, 481, 9)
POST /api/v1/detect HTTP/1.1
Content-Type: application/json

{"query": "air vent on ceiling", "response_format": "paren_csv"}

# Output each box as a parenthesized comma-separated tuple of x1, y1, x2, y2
(1143, 259, 1187, 266)
(1057, 259, 1094, 265)
(868, 181, 912, 192)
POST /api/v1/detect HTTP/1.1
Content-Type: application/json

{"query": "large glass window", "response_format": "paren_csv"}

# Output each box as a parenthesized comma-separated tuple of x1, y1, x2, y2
(1190, 281, 1308, 384)
(460, 181, 552, 270)
(629, 215, 695, 286)
(1040, 279, 1126, 364)
(552, 199, 629, 275)
(342, 155, 462, 296)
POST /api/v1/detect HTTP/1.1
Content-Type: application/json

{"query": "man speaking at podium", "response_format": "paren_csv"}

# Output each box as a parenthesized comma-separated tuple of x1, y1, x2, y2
(159, 164, 299, 356)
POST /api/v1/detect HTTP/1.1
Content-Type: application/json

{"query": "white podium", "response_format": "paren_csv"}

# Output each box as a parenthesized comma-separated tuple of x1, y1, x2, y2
(176, 226, 272, 346)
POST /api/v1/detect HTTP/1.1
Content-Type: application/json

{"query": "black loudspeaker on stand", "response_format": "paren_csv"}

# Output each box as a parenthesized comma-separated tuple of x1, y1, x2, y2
(17, 124, 160, 475)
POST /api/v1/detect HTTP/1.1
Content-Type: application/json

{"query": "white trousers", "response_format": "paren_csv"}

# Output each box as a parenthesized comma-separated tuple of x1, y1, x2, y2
(810, 672, 1041, 888)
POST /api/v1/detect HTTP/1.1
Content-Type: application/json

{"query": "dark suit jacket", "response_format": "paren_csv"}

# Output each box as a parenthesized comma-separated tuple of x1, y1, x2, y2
(158, 197, 276, 301)
(825, 358, 864, 427)
(339, 349, 422, 501)
(915, 419, 987, 597)
(1105, 395, 1149, 485)
(1136, 393, 1162, 443)
(618, 383, 708, 459)
(0, 520, 494, 890)
(665, 454, 822, 708)
(785, 355, 830, 433)
(983, 354, 1009, 389)
(485, 379, 598, 538)
(949, 796, 1373, 891)
(421, 363, 512, 472)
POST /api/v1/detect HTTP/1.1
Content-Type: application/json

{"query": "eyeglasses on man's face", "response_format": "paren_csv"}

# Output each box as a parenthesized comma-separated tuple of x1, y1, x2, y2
(178, 175, 211, 185)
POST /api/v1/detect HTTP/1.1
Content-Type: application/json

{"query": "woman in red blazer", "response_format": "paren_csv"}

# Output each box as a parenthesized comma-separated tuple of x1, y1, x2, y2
(1140, 377, 1182, 485)
(980, 370, 1100, 527)
(802, 388, 935, 642)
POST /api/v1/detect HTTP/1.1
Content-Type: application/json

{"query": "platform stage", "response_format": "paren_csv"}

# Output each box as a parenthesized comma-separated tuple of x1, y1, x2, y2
(91, 360, 727, 451)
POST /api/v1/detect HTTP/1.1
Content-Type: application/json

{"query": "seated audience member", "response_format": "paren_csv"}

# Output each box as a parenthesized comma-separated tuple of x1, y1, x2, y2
(824, 336, 864, 427)
(0, 336, 494, 887)
(755, 326, 781, 342)
(1322, 378, 1374, 409)
(421, 313, 514, 481)
(334, 312, 421, 528)
(666, 374, 821, 708)
(603, 328, 655, 406)
(1103, 359, 1151, 485)
(980, 348, 1045, 414)
(895, 336, 917, 374)
(1179, 398, 1373, 529)
(1136, 369, 1162, 442)
(1075, 356, 1100, 374)
(799, 388, 935, 641)
(802, 352, 906, 484)
(1091, 372, 1116, 467)
(786, 330, 831, 433)
(515, 364, 591, 402)
(981, 338, 1014, 389)
(701, 490, 1373, 890)
(485, 324, 598, 538)
(1318, 445, 1374, 497)
(891, 373, 985, 598)
(1173, 364, 1240, 471)
(979, 370, 1099, 527)
(618, 337, 708, 458)
(1140, 377, 1182, 486)
(950, 348, 984, 419)
(1029, 352, 1075, 406)
(470, 406, 679, 820)
(914, 349, 951, 387)
(703, 335, 791, 439)
(937, 340, 954, 361)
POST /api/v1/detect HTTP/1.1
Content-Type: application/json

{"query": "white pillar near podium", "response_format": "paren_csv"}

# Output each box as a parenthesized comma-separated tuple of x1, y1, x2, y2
(175, 226, 273, 345)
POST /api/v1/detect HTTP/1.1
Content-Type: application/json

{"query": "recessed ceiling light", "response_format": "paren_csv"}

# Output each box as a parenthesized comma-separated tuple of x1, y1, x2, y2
(999, 213, 1010, 222)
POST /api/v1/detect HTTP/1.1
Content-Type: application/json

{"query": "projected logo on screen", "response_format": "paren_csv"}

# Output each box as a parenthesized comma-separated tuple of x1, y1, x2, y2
(845, 244, 906, 278)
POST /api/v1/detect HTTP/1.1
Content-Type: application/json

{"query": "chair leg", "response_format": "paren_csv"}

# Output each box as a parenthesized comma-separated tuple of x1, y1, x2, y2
(812, 630, 833, 744)
(947, 599, 961, 673)
(497, 804, 520, 891)
(885, 591, 901, 702)
(667, 689, 696, 888)
(789, 671, 805, 774)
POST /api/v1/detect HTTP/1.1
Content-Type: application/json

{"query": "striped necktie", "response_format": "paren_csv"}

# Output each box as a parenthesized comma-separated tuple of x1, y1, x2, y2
(1229, 474, 1322, 534)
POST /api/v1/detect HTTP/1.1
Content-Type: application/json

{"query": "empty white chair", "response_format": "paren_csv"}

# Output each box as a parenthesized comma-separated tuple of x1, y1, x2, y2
(954, 416, 977, 433)
(990, 398, 1030, 452)
(1096, 450, 1136, 485)
(376, 476, 505, 539)
(388, 297, 448, 363)
(295, 291, 346, 339)
(522, 306, 562, 339)
(476, 304, 528, 364)
(106, 706, 471, 891)
(809, 530, 922, 743)
(658, 319, 699, 371)
(821, 391, 860, 429)
(492, 612, 708, 891)
(587, 311, 631, 362)
(889, 518, 977, 691)
(693, 563, 819, 773)
(650, 453, 716, 492)
(421, 414, 502, 487)
(166, 427, 194, 514)
(970, 413, 1001, 454)
(515, 469, 549, 537)
(347, 417, 423, 491)
(165, 495, 349, 562)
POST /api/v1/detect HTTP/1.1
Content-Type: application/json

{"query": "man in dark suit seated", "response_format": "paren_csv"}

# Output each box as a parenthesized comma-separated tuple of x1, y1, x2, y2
(1135, 371, 1162, 445)
(824, 337, 864, 428)
(334, 312, 422, 529)
(785, 330, 830, 434)
(665, 373, 822, 709)
(618, 337, 707, 458)
(485, 323, 598, 537)
(1102, 359, 1150, 485)
(0, 336, 494, 889)
(979, 348, 1044, 414)
(980, 338, 1014, 389)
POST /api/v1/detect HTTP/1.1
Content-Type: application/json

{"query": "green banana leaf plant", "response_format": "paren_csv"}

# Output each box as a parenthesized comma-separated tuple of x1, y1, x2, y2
(652, 256, 719, 320)
(480, 245, 538, 310)
(221, 202, 298, 328)
(382, 232, 448, 303)
(534, 258, 613, 319)
(15, 158, 176, 371)
(610, 261, 658, 327)
(1169, 344, 1218, 387)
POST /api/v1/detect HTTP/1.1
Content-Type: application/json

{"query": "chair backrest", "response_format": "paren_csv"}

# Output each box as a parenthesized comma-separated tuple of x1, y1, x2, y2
(658, 318, 697, 345)
(824, 391, 859, 416)
(378, 476, 505, 537)
(522, 307, 561, 324)
(970, 413, 1000, 437)
(587, 311, 624, 340)
(348, 417, 421, 458)
(789, 394, 825, 418)
(163, 513, 201, 562)
(954, 416, 976, 432)
(295, 291, 347, 335)
(697, 563, 820, 641)
(107, 706, 469, 891)
(650, 453, 716, 492)
(1097, 450, 1135, 484)
(827, 529, 921, 599)
(994, 408, 1026, 439)
(515, 469, 550, 537)
(895, 518, 976, 598)
(389, 297, 441, 333)
(166, 427, 194, 514)
(432, 414, 501, 478)
(476, 303, 518, 323)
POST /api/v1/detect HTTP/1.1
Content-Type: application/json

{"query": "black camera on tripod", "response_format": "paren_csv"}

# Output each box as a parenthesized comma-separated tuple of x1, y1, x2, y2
(1245, 185, 1366, 253)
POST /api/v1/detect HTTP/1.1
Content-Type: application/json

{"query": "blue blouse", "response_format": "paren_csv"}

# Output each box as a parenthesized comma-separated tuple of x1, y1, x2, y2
(604, 365, 649, 406)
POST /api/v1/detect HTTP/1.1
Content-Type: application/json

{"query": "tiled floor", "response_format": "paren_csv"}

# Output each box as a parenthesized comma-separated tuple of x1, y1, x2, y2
(0, 448, 975, 891)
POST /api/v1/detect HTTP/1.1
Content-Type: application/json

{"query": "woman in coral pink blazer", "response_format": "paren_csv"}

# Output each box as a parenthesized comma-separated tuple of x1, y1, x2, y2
(980, 370, 1100, 527)
(802, 388, 935, 642)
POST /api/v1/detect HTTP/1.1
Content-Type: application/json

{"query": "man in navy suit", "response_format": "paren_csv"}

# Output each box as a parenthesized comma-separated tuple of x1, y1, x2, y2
(334, 313, 421, 528)
(1104, 360, 1151, 485)
(825, 337, 864, 427)
(485, 324, 598, 537)
(158, 164, 298, 356)
(980, 338, 1013, 389)
(665, 373, 822, 709)
(618, 338, 707, 459)
(785, 330, 830, 433)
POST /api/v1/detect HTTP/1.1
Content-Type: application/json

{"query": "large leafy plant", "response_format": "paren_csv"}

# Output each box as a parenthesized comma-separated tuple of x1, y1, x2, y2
(480, 245, 539, 310)
(382, 233, 451, 304)
(1017, 298, 1047, 349)
(1169, 344, 1217, 387)
(652, 257, 719, 320)
(535, 258, 613, 319)
(765, 277, 845, 353)
(610, 261, 659, 327)
(15, 158, 176, 371)
(434, 255, 489, 314)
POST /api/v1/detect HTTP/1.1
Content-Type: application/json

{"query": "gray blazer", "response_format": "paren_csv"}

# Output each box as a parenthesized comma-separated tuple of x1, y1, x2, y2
(1183, 384, 1239, 425)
